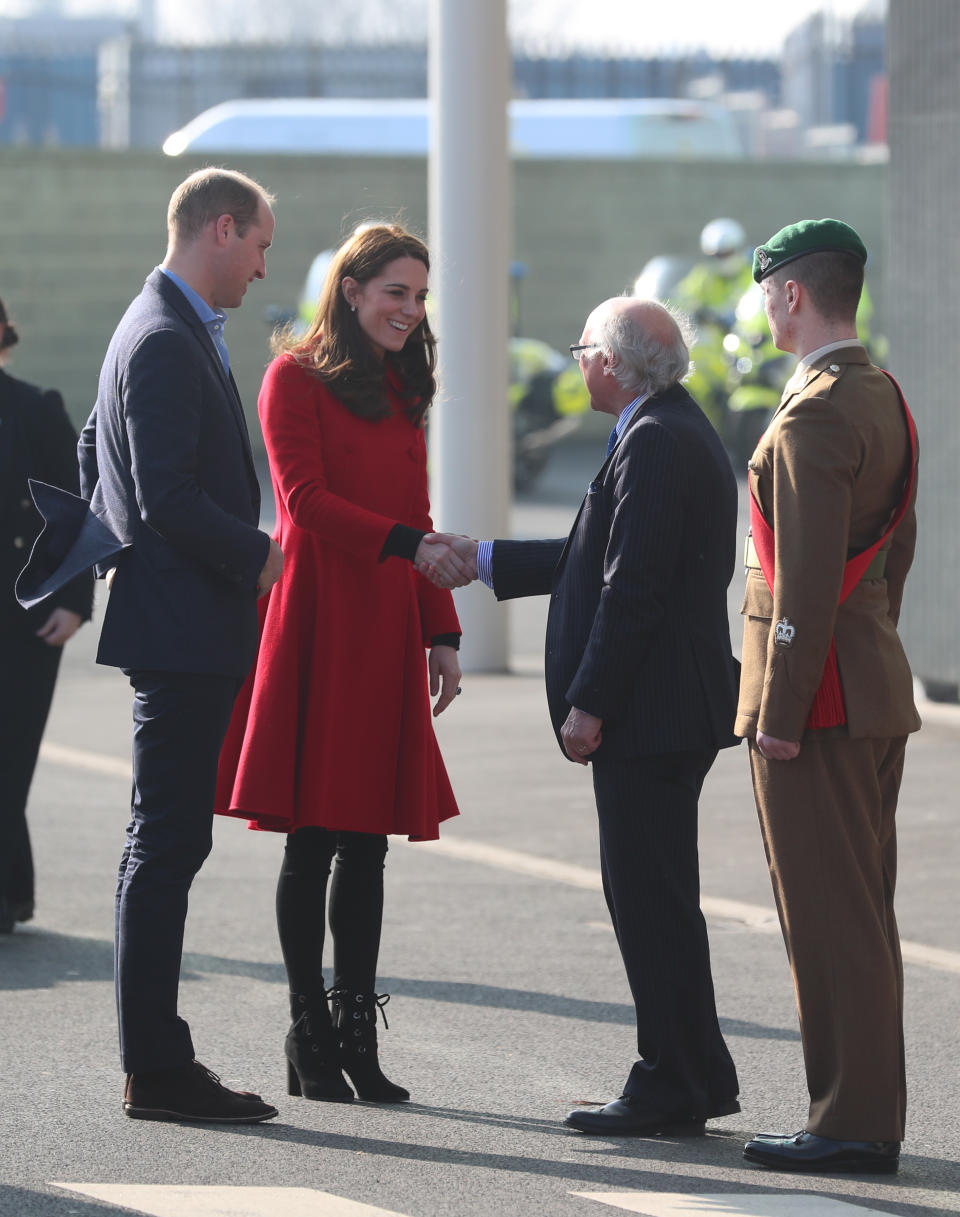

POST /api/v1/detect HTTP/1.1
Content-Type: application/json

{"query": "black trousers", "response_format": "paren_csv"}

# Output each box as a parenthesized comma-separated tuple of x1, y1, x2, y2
(115, 670, 241, 1074)
(0, 627, 63, 913)
(592, 748, 738, 1112)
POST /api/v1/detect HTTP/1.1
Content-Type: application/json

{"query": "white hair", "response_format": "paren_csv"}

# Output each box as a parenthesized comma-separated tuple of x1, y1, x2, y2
(590, 298, 694, 396)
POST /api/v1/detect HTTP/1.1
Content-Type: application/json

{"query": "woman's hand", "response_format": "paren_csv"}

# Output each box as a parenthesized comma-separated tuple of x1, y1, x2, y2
(429, 645, 462, 716)
(415, 534, 476, 588)
(35, 607, 83, 647)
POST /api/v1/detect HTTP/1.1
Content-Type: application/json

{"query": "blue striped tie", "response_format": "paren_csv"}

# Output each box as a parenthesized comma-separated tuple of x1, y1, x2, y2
(606, 426, 618, 457)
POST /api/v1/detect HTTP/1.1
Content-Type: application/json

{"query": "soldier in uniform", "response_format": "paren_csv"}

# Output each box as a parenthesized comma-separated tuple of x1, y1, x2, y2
(736, 219, 919, 1174)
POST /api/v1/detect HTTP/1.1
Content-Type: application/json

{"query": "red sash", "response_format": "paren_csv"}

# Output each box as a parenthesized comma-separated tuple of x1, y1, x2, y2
(748, 370, 917, 729)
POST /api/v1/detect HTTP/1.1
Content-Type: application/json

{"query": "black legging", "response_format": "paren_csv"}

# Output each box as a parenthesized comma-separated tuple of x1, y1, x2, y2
(276, 826, 388, 996)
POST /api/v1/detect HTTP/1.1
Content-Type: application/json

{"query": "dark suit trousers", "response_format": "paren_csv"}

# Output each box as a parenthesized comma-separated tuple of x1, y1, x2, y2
(749, 734, 907, 1141)
(116, 670, 241, 1074)
(0, 629, 63, 912)
(592, 749, 738, 1112)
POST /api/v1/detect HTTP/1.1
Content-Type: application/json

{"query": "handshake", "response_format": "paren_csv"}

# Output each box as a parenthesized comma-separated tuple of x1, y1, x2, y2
(414, 533, 480, 590)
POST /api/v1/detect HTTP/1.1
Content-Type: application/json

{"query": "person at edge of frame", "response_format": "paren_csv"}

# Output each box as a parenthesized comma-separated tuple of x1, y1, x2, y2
(0, 294, 93, 935)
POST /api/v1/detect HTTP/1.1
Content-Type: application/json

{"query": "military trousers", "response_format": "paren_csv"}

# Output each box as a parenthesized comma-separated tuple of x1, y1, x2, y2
(749, 733, 908, 1142)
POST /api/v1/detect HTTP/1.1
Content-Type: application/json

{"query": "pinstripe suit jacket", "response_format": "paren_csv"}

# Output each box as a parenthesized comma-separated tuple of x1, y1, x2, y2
(492, 383, 741, 760)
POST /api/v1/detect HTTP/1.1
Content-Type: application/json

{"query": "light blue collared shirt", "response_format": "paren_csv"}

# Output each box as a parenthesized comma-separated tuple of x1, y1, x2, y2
(477, 391, 651, 588)
(159, 266, 230, 373)
(610, 392, 649, 448)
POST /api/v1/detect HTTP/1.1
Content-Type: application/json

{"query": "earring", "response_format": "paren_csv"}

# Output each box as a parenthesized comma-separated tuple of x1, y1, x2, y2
(350, 304, 356, 313)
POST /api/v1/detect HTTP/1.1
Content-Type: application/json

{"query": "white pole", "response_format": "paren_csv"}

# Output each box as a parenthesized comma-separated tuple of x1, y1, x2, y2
(428, 0, 512, 672)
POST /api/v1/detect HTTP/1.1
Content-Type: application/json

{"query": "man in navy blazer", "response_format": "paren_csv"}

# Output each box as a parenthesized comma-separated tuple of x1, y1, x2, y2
(78, 168, 283, 1123)
(421, 298, 741, 1135)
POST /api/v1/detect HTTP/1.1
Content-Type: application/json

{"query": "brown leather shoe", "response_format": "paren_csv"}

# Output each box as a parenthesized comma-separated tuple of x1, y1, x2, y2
(122, 1060, 278, 1123)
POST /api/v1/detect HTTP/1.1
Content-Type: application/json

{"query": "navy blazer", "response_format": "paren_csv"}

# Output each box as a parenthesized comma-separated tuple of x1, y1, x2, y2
(492, 383, 741, 760)
(0, 369, 94, 632)
(78, 269, 269, 677)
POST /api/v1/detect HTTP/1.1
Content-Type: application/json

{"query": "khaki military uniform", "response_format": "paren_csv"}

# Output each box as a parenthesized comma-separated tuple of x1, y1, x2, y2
(736, 344, 919, 1142)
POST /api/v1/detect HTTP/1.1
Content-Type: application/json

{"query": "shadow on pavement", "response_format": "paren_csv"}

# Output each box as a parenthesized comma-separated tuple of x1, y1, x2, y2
(0, 931, 798, 1042)
(174, 1121, 959, 1207)
(0, 1184, 133, 1217)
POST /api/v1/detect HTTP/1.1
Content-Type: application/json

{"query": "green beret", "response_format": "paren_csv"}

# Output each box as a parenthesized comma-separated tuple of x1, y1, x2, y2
(752, 218, 867, 283)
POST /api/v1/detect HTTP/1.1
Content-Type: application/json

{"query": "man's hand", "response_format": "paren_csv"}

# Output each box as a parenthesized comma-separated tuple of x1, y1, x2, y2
(415, 533, 477, 589)
(429, 645, 462, 716)
(756, 731, 801, 761)
(257, 539, 284, 597)
(561, 706, 603, 765)
(35, 607, 83, 647)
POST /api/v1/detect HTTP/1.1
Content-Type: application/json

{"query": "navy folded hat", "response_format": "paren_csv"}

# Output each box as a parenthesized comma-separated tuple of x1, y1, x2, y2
(16, 480, 124, 609)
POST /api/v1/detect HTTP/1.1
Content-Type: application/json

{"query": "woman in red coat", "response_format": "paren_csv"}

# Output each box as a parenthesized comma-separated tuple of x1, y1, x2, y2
(216, 224, 469, 1105)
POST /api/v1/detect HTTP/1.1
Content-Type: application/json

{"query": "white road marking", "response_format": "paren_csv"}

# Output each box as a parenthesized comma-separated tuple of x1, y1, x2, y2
(412, 835, 960, 975)
(40, 740, 131, 779)
(39, 741, 960, 975)
(573, 1195, 899, 1216)
(52, 1184, 410, 1217)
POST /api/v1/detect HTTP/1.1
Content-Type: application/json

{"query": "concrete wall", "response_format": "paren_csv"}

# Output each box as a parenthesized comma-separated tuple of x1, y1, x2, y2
(888, 2, 960, 695)
(1, 147, 884, 441)
(0, 149, 429, 433)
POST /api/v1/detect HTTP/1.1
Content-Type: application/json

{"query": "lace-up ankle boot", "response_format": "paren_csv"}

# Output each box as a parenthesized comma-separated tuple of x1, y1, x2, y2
(330, 989, 409, 1102)
(285, 990, 354, 1102)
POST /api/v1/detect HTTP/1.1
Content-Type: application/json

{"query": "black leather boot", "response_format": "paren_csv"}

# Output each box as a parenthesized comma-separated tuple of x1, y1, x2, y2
(285, 991, 354, 1102)
(330, 990, 409, 1102)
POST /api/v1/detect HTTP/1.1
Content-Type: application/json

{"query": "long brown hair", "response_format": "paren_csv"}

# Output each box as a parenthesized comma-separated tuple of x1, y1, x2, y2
(275, 223, 437, 424)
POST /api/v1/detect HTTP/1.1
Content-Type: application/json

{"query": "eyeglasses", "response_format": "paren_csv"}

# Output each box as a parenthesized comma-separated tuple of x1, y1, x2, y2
(569, 343, 600, 361)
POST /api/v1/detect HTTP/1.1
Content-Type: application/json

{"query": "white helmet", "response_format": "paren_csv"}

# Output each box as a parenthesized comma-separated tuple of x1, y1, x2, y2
(700, 218, 746, 259)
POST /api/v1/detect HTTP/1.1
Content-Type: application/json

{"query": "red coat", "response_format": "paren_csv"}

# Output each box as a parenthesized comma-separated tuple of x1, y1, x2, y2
(216, 353, 460, 840)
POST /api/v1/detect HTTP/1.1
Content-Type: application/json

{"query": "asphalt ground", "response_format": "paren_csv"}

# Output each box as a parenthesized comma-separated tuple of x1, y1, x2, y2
(1, 439, 958, 1217)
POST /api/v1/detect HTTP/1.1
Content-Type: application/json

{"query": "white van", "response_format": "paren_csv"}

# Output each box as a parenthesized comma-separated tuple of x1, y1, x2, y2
(162, 97, 743, 159)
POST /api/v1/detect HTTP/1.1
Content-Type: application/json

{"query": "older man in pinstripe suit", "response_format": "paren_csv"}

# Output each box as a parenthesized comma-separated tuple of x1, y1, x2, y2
(421, 297, 742, 1135)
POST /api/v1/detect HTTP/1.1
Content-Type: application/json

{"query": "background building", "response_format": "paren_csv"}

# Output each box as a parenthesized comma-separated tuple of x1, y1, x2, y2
(0, 1, 884, 157)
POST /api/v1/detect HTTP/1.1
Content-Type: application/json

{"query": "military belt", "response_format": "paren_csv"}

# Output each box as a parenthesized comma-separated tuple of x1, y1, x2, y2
(743, 534, 888, 582)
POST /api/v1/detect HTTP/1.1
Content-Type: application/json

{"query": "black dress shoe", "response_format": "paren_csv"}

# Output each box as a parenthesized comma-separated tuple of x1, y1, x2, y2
(123, 1060, 278, 1123)
(14, 901, 34, 923)
(565, 1093, 740, 1136)
(743, 1131, 900, 1173)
